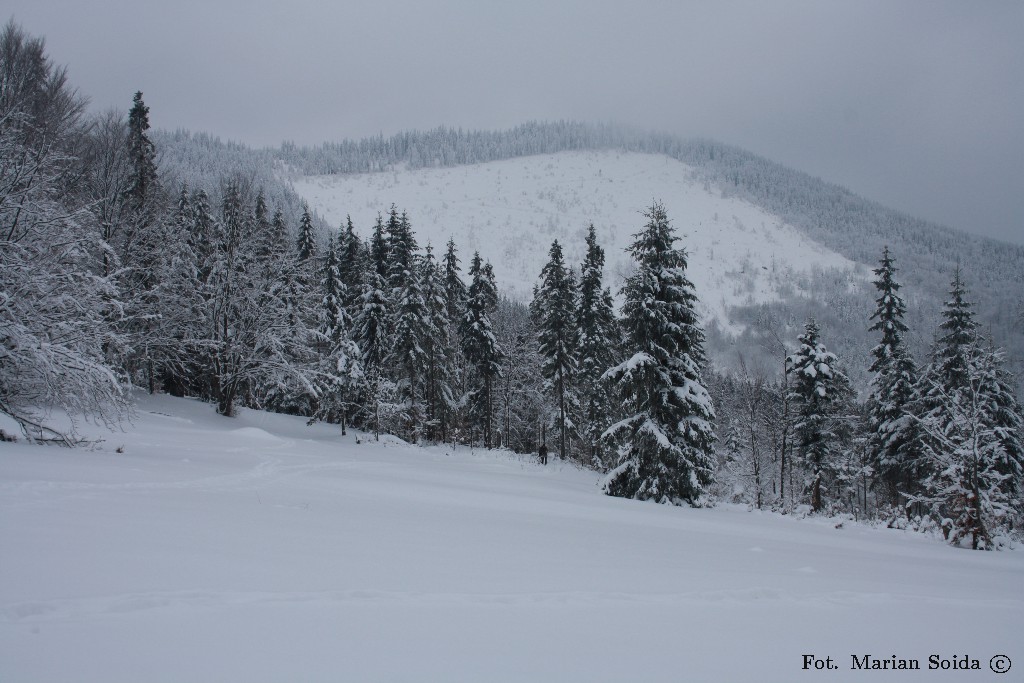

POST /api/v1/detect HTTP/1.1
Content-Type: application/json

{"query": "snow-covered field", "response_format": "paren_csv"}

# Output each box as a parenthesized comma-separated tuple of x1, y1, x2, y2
(293, 151, 862, 328)
(2, 394, 1021, 682)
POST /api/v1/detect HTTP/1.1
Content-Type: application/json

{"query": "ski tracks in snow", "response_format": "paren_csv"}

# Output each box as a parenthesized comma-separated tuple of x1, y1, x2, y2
(4, 587, 1018, 626)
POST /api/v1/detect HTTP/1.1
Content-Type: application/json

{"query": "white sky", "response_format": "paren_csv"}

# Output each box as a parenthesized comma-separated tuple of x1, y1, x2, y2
(7, 0, 1023, 244)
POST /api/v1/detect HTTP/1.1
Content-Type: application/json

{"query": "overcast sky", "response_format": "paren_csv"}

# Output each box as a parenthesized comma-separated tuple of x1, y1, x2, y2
(8, 0, 1023, 244)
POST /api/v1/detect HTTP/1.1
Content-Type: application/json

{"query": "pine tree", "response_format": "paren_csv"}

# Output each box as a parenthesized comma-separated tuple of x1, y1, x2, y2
(251, 190, 271, 256)
(481, 260, 499, 313)
(320, 236, 346, 346)
(915, 342, 1024, 549)
(602, 202, 716, 504)
(420, 244, 455, 441)
(296, 203, 318, 264)
(577, 224, 618, 467)
(461, 252, 503, 447)
(353, 270, 391, 438)
(369, 212, 389, 281)
(913, 272, 1024, 546)
(441, 237, 469, 437)
(318, 235, 362, 433)
(934, 268, 979, 390)
(866, 247, 922, 506)
(443, 238, 467, 321)
(390, 256, 429, 441)
(119, 90, 173, 394)
(787, 318, 854, 512)
(125, 91, 158, 212)
(386, 207, 418, 293)
(338, 215, 365, 313)
(534, 239, 580, 461)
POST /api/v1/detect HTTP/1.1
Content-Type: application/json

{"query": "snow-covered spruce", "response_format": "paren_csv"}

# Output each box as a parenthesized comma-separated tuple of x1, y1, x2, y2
(601, 202, 715, 505)
(787, 318, 855, 513)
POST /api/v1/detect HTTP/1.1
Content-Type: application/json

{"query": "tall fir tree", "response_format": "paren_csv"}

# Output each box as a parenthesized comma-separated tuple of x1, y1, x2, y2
(602, 202, 716, 505)
(353, 267, 391, 438)
(419, 244, 455, 441)
(125, 91, 158, 212)
(534, 239, 580, 461)
(318, 235, 362, 433)
(120, 91, 169, 393)
(296, 203, 318, 265)
(913, 271, 1024, 546)
(369, 212, 389, 281)
(338, 215, 365, 313)
(577, 224, 618, 468)
(320, 235, 347, 347)
(915, 342, 1024, 549)
(787, 318, 854, 512)
(866, 247, 922, 506)
(442, 238, 467, 322)
(386, 207, 417, 293)
(442, 237, 469, 436)
(481, 260, 499, 313)
(461, 252, 503, 447)
(390, 256, 429, 440)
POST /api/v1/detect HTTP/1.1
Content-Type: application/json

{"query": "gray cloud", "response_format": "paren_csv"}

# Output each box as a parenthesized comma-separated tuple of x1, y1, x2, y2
(9, 0, 1022, 243)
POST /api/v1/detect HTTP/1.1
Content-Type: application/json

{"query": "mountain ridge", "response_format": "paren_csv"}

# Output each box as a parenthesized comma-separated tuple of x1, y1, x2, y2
(155, 122, 1023, 385)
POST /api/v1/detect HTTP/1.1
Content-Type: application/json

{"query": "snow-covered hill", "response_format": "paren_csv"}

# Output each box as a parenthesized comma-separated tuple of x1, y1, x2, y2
(294, 150, 863, 329)
(2, 394, 1020, 682)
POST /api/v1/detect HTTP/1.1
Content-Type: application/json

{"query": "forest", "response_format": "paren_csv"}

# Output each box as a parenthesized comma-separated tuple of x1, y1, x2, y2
(2, 21, 1023, 550)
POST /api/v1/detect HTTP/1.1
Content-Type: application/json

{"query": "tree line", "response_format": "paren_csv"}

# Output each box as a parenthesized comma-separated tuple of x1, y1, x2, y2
(713, 249, 1023, 549)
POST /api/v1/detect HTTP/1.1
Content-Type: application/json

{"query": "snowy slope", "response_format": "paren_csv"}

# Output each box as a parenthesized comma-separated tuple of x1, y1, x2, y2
(2, 394, 1021, 682)
(293, 150, 863, 328)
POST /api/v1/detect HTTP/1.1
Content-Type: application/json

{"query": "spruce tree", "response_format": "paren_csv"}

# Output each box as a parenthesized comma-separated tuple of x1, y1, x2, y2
(787, 318, 854, 512)
(481, 260, 499, 313)
(338, 215, 365, 313)
(442, 238, 468, 436)
(915, 342, 1024, 549)
(125, 91, 158, 212)
(534, 239, 580, 461)
(390, 256, 429, 440)
(120, 91, 167, 393)
(320, 236, 346, 346)
(420, 244, 455, 441)
(353, 269, 391, 438)
(866, 247, 922, 505)
(318, 235, 362, 433)
(461, 252, 503, 447)
(602, 202, 715, 504)
(914, 272, 1024, 546)
(296, 203, 318, 264)
(577, 224, 618, 468)
(369, 212, 389, 281)
(443, 238, 467, 321)
(386, 207, 417, 293)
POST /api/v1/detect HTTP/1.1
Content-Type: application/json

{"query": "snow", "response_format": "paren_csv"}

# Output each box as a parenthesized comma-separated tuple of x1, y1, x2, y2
(293, 151, 861, 332)
(2, 393, 1022, 682)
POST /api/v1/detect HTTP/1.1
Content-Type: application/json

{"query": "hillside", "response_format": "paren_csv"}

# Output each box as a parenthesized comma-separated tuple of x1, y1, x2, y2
(1, 394, 1021, 681)
(293, 150, 861, 327)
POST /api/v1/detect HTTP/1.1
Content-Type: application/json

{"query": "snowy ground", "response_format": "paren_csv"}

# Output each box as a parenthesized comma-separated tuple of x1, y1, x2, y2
(2, 394, 1021, 682)
(293, 150, 863, 331)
